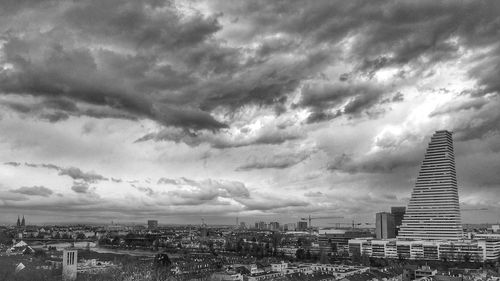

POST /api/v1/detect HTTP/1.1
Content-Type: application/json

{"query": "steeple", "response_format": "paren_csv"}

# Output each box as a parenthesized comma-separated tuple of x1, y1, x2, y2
(21, 215, 25, 227)
(16, 216, 21, 227)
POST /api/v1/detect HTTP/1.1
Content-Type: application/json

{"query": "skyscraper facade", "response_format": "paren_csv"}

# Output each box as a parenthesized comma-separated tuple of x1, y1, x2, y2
(391, 207, 406, 236)
(376, 212, 396, 239)
(398, 130, 463, 240)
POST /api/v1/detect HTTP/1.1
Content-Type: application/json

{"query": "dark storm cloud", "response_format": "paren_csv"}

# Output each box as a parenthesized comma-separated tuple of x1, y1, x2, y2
(1, 0, 498, 146)
(0, 1, 227, 131)
(0, 95, 138, 123)
(10, 186, 53, 197)
(235, 150, 314, 171)
(136, 126, 304, 149)
(298, 82, 387, 123)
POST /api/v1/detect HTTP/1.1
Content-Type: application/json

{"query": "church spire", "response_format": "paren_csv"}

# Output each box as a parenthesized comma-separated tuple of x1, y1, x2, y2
(16, 216, 20, 227)
(21, 215, 25, 227)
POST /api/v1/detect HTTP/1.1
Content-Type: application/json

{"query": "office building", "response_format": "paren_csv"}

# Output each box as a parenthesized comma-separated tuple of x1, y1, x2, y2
(318, 229, 373, 253)
(297, 221, 308, 231)
(376, 212, 395, 239)
(391, 207, 406, 236)
(147, 220, 158, 229)
(398, 130, 463, 240)
(269, 222, 280, 231)
(348, 238, 493, 262)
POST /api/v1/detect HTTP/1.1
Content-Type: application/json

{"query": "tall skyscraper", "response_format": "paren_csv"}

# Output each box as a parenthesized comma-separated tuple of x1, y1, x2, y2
(398, 130, 463, 240)
(391, 207, 406, 236)
(376, 212, 396, 239)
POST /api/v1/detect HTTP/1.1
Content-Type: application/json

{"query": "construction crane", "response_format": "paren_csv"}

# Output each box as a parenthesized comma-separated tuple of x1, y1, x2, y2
(327, 221, 375, 229)
(301, 215, 344, 228)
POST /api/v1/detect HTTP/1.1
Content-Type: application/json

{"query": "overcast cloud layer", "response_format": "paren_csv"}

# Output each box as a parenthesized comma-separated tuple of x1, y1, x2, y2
(1, 0, 500, 225)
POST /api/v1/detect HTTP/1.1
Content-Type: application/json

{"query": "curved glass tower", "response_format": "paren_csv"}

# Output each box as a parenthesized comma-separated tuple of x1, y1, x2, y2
(398, 130, 463, 240)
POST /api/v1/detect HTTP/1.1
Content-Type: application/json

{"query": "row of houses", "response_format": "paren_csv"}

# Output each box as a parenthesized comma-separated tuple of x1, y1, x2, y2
(216, 263, 370, 281)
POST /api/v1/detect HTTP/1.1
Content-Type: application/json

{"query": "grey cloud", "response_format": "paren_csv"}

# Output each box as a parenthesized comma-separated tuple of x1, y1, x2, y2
(0, 2, 227, 131)
(430, 97, 489, 117)
(136, 125, 304, 149)
(236, 196, 309, 212)
(71, 182, 90, 194)
(156, 177, 315, 211)
(132, 185, 155, 197)
(304, 191, 324, 197)
(4, 162, 21, 167)
(451, 98, 500, 141)
(327, 148, 421, 174)
(299, 82, 387, 123)
(1, 0, 499, 137)
(381, 92, 404, 104)
(59, 167, 107, 183)
(157, 177, 178, 185)
(22, 162, 108, 183)
(236, 150, 314, 171)
(159, 178, 250, 202)
(10, 186, 53, 197)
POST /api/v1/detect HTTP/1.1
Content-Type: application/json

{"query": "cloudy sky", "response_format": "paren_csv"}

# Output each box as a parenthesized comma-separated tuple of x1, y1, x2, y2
(1, 0, 499, 225)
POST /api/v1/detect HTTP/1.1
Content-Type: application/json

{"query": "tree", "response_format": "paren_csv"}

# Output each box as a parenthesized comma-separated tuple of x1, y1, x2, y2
(305, 249, 312, 260)
(463, 253, 471, 263)
(34, 249, 47, 259)
(320, 250, 329, 264)
(76, 233, 86, 240)
(351, 249, 361, 264)
(296, 248, 305, 260)
(361, 254, 370, 266)
(297, 238, 303, 247)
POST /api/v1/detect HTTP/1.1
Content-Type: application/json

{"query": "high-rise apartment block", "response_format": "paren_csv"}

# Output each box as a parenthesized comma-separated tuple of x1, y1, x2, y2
(391, 207, 406, 236)
(398, 130, 463, 240)
(376, 212, 395, 239)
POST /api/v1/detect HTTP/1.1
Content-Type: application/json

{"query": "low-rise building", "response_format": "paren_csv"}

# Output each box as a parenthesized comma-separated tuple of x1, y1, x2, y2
(348, 238, 497, 262)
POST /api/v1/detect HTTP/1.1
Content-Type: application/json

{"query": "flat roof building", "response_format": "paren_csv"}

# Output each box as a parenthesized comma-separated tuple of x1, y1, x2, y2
(376, 212, 395, 239)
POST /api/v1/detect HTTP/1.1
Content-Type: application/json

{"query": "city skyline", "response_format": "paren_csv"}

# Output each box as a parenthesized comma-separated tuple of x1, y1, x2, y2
(1, 0, 500, 225)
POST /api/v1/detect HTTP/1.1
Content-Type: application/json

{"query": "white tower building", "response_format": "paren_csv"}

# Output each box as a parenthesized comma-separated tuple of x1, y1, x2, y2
(398, 130, 463, 240)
